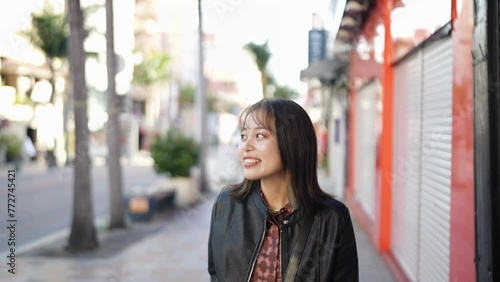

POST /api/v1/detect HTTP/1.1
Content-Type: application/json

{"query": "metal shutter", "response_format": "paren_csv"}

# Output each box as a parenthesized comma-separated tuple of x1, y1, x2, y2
(418, 37, 453, 282)
(354, 80, 379, 220)
(392, 51, 423, 282)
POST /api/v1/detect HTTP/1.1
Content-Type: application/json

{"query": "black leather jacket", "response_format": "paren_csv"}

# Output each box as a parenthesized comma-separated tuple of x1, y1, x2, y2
(208, 187, 359, 282)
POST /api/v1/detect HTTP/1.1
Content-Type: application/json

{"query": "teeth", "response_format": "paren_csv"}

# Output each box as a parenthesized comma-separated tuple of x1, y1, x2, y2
(244, 158, 260, 164)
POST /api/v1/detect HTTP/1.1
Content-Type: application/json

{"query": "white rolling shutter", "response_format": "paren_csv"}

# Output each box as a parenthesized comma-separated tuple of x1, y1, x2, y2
(392, 51, 423, 282)
(354, 80, 379, 220)
(418, 37, 453, 282)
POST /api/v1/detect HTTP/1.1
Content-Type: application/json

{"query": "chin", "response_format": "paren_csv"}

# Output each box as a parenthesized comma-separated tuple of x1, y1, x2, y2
(243, 173, 261, 181)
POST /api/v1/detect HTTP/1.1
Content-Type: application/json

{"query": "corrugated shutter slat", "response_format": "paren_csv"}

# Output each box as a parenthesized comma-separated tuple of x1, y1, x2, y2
(354, 80, 379, 220)
(392, 52, 423, 282)
(392, 37, 452, 282)
(418, 37, 453, 282)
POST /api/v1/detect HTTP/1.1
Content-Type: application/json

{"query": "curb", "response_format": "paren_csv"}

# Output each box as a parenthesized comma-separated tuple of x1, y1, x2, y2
(0, 216, 109, 258)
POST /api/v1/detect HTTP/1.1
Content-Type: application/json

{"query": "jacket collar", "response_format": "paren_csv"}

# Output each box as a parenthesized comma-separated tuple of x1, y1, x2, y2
(250, 184, 307, 225)
(250, 184, 268, 217)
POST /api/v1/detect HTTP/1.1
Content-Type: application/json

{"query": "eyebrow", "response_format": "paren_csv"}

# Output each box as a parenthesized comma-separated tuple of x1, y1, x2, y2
(241, 126, 268, 131)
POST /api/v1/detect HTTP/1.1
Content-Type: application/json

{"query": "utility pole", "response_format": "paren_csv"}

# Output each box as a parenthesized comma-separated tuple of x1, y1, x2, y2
(196, 0, 208, 193)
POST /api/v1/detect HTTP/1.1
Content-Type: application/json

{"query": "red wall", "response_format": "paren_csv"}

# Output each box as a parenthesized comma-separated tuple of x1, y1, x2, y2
(378, 0, 394, 253)
(449, 0, 476, 280)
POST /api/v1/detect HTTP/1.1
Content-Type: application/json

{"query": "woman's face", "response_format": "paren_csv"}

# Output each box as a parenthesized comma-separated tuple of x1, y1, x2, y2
(238, 112, 285, 181)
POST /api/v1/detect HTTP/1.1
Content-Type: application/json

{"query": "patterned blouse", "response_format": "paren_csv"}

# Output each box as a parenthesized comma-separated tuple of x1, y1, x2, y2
(250, 194, 294, 282)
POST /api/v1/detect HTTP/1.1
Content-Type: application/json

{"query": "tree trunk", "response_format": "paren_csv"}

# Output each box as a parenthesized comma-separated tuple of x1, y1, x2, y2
(261, 71, 269, 98)
(66, 0, 99, 252)
(47, 59, 60, 161)
(106, 0, 125, 229)
(48, 59, 56, 103)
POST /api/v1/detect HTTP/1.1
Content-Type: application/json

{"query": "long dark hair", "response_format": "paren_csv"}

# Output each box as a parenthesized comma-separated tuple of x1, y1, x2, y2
(229, 98, 328, 212)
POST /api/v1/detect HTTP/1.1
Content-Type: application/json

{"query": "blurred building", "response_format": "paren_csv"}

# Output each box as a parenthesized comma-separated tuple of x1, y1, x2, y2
(83, 0, 136, 161)
(0, 1, 66, 166)
(131, 0, 258, 153)
(301, 10, 351, 200)
(0, 0, 138, 165)
(130, 0, 164, 152)
(148, 0, 262, 145)
(157, 0, 199, 85)
(154, 0, 199, 139)
(302, 0, 476, 281)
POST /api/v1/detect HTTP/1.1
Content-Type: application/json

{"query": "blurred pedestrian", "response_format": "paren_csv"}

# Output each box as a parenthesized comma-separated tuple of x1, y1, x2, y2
(23, 136, 36, 161)
(208, 98, 358, 281)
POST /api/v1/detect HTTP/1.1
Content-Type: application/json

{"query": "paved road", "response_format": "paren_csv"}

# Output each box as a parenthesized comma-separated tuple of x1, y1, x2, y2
(0, 161, 162, 253)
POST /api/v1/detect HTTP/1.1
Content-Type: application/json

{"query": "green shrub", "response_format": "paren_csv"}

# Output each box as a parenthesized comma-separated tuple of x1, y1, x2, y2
(151, 131, 200, 177)
(0, 133, 22, 161)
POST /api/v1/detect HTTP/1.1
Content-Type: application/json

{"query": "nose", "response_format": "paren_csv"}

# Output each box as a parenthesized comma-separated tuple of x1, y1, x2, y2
(241, 136, 255, 152)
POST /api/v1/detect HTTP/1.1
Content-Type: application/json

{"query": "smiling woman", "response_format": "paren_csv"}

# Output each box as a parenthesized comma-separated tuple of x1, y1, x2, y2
(208, 98, 359, 282)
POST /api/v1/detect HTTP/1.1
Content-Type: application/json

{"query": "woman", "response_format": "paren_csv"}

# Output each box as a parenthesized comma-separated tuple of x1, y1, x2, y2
(208, 98, 358, 282)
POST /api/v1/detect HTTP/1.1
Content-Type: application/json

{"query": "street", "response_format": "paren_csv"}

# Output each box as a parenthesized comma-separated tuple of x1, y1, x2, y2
(0, 160, 162, 254)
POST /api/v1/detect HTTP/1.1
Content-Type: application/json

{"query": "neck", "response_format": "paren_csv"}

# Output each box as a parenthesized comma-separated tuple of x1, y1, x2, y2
(260, 177, 289, 211)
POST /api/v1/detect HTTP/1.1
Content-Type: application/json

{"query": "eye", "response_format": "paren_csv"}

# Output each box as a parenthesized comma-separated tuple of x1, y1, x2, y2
(256, 133, 265, 139)
(240, 134, 247, 141)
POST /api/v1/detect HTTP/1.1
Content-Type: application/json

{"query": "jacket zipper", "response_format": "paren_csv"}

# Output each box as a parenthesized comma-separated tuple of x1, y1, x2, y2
(280, 218, 289, 281)
(280, 226, 284, 280)
(246, 217, 267, 282)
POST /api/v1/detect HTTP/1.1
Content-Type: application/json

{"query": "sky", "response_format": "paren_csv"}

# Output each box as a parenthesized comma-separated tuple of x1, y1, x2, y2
(391, 0, 450, 38)
(0, 0, 59, 64)
(202, 0, 332, 93)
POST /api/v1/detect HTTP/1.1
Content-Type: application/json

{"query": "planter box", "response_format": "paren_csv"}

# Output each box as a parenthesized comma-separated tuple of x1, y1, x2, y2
(124, 189, 176, 222)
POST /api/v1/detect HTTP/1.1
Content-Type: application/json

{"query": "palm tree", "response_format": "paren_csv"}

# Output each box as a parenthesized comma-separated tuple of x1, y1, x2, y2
(23, 3, 67, 103)
(105, 0, 125, 229)
(132, 51, 169, 85)
(273, 85, 300, 100)
(66, 0, 98, 252)
(244, 41, 272, 98)
(24, 3, 100, 166)
(23, 4, 68, 165)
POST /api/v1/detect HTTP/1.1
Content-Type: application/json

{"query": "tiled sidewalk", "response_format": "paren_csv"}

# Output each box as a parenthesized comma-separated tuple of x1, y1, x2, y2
(0, 198, 213, 282)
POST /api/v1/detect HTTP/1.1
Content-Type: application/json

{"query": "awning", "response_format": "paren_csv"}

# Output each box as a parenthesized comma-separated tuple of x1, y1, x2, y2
(0, 57, 51, 79)
(300, 58, 346, 82)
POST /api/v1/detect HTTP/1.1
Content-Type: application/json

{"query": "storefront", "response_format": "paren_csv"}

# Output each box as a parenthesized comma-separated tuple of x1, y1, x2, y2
(339, 0, 475, 280)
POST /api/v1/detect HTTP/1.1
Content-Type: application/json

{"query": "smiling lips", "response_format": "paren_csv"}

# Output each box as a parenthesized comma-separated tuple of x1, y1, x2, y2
(243, 157, 261, 167)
